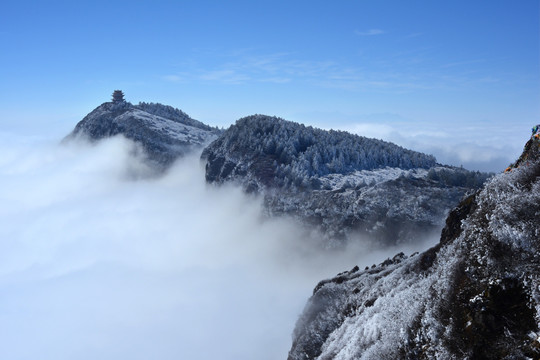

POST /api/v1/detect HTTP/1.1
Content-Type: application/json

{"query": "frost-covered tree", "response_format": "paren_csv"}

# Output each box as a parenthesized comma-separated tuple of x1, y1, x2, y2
(203, 114, 440, 189)
(135, 102, 218, 132)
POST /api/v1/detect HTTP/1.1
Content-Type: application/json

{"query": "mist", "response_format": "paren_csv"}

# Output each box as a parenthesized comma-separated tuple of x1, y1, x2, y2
(0, 133, 439, 360)
(344, 121, 525, 173)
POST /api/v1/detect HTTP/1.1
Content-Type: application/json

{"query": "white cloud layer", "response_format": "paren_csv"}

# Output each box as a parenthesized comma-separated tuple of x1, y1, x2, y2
(345, 120, 527, 172)
(0, 134, 437, 360)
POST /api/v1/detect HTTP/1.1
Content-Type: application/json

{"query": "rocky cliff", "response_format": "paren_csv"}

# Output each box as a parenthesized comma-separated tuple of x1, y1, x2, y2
(288, 135, 540, 359)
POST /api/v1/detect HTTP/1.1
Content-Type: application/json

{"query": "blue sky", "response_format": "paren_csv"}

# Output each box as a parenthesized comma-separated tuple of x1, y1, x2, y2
(1, 0, 538, 171)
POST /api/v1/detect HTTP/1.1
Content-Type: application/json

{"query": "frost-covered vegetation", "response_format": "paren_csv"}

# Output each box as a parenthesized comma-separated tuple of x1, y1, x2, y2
(204, 115, 437, 189)
(265, 173, 465, 245)
(203, 114, 489, 245)
(136, 102, 218, 132)
(426, 166, 491, 189)
(288, 138, 540, 360)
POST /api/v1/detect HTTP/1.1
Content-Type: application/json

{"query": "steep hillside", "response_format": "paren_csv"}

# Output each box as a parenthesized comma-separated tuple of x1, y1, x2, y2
(202, 115, 490, 245)
(288, 135, 540, 359)
(66, 98, 221, 168)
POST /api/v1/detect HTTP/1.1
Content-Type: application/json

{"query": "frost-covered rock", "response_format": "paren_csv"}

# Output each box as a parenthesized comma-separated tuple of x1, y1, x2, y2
(66, 101, 221, 169)
(202, 115, 490, 245)
(288, 136, 540, 359)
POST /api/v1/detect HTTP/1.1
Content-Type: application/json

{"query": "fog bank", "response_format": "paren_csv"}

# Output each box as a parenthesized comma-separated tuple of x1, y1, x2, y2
(345, 121, 525, 173)
(0, 134, 438, 360)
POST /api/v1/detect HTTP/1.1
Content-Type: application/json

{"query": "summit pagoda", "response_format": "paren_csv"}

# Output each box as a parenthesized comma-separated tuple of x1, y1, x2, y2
(112, 90, 125, 103)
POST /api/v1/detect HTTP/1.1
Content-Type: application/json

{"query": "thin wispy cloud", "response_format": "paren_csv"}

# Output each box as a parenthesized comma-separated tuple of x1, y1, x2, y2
(260, 77, 291, 84)
(404, 32, 423, 39)
(355, 29, 386, 36)
(168, 50, 425, 91)
(440, 59, 487, 68)
(229, 53, 337, 79)
(162, 74, 185, 83)
(199, 69, 251, 84)
(161, 48, 509, 96)
(164, 52, 338, 86)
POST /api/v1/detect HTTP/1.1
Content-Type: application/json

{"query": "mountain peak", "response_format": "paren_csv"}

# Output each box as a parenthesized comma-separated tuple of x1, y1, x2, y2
(65, 96, 221, 169)
(505, 126, 540, 172)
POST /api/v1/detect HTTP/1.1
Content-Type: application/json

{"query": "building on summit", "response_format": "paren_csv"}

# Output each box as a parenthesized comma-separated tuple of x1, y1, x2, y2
(112, 90, 125, 103)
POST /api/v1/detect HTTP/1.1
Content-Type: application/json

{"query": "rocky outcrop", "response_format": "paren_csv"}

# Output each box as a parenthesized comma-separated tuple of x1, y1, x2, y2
(288, 136, 540, 359)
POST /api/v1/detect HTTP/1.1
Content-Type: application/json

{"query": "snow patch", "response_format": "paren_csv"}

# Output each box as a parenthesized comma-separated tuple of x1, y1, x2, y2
(129, 109, 216, 144)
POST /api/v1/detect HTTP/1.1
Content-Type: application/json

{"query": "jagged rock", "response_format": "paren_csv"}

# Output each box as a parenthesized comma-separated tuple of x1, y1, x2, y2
(202, 114, 491, 246)
(65, 100, 221, 169)
(288, 136, 540, 360)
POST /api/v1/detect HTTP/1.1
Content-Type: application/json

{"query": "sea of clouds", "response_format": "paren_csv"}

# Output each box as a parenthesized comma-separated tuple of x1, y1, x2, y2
(345, 121, 527, 173)
(0, 133, 437, 360)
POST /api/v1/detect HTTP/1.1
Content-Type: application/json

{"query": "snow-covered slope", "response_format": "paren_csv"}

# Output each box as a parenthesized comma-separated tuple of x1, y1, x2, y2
(66, 101, 221, 168)
(202, 115, 490, 245)
(288, 135, 540, 359)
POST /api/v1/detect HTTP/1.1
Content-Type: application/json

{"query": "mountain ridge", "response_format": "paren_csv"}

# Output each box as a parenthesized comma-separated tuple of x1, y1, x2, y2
(64, 98, 492, 245)
(202, 114, 439, 191)
(201, 114, 491, 245)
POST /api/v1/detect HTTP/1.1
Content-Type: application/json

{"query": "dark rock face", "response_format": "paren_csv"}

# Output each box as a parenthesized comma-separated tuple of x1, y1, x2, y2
(202, 114, 490, 246)
(66, 101, 221, 169)
(288, 137, 540, 360)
